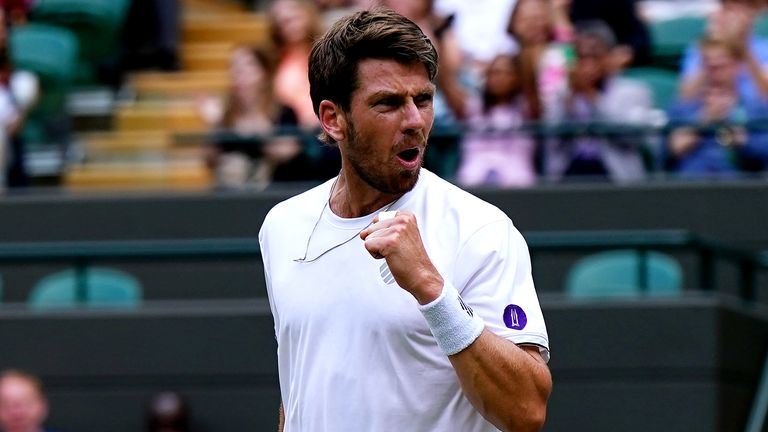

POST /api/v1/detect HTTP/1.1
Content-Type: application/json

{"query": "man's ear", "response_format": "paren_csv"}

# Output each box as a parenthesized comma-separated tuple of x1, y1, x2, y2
(318, 100, 347, 143)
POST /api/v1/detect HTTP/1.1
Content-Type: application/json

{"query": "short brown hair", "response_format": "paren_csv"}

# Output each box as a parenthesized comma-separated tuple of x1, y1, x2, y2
(308, 8, 438, 143)
(699, 36, 743, 60)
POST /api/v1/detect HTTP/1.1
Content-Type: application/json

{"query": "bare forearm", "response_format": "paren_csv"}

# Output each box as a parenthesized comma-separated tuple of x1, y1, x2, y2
(449, 330, 552, 432)
(279, 403, 285, 432)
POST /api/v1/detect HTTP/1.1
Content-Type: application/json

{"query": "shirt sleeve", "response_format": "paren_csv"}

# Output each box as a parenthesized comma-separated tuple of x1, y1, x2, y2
(258, 216, 280, 340)
(680, 44, 701, 79)
(451, 219, 550, 362)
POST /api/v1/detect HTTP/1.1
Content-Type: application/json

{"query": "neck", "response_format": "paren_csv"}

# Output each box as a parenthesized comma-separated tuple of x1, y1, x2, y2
(328, 169, 403, 218)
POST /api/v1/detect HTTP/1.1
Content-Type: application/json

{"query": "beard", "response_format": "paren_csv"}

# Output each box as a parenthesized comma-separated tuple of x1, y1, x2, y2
(344, 120, 424, 195)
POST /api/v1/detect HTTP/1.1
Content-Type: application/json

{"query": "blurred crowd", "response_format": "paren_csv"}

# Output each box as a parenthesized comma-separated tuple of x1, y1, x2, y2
(0, 368, 192, 432)
(5, 0, 768, 191)
(193, 0, 768, 191)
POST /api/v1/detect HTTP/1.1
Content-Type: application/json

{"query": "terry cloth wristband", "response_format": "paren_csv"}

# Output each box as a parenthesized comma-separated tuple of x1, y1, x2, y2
(418, 283, 485, 356)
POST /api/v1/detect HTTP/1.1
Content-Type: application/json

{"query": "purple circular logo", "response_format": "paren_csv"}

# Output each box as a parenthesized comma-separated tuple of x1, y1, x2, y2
(503, 304, 527, 330)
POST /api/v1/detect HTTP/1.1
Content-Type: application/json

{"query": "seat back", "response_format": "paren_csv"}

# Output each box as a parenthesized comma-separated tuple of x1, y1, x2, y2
(649, 16, 707, 70)
(29, 267, 142, 309)
(565, 249, 683, 298)
(622, 67, 680, 111)
(9, 23, 78, 115)
(754, 13, 768, 37)
(30, 0, 130, 82)
(9, 23, 79, 153)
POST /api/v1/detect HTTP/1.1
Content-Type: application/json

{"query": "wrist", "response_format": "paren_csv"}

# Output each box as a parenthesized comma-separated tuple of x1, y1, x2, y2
(418, 282, 485, 356)
(414, 277, 444, 305)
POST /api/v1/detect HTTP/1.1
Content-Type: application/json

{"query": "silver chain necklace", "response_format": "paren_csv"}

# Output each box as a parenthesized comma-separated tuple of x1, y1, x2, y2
(293, 179, 400, 263)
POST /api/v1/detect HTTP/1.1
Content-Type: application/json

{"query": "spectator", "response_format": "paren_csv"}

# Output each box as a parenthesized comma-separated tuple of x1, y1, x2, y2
(0, 0, 32, 26)
(544, 19, 653, 182)
(456, 53, 538, 187)
(197, 45, 315, 190)
(667, 37, 768, 176)
(146, 391, 189, 432)
(121, 0, 180, 71)
(312, 0, 368, 29)
(507, 0, 575, 122)
(269, 0, 324, 128)
(434, 0, 518, 87)
(569, 0, 652, 67)
(0, 369, 52, 432)
(0, 9, 39, 190)
(679, 0, 768, 106)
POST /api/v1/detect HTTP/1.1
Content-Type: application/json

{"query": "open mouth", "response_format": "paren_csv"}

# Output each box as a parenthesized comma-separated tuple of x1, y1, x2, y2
(397, 148, 420, 163)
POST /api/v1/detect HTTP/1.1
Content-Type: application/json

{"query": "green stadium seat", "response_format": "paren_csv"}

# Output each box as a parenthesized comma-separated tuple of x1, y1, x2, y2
(29, 266, 142, 309)
(622, 67, 680, 110)
(648, 16, 707, 70)
(9, 23, 79, 157)
(30, 0, 130, 83)
(565, 249, 683, 298)
(9, 23, 78, 115)
(754, 13, 768, 37)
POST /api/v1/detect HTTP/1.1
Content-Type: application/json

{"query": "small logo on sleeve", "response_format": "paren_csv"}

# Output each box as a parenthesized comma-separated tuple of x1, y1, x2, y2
(503, 304, 527, 330)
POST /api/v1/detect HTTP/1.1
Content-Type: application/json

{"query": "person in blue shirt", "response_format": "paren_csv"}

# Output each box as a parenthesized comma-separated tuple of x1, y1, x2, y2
(679, 0, 768, 107)
(667, 37, 768, 176)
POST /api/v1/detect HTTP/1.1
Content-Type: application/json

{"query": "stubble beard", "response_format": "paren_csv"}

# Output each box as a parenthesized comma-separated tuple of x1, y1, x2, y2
(345, 121, 423, 195)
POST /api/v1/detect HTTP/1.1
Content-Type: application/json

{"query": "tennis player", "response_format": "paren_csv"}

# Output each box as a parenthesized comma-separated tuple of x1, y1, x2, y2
(259, 8, 551, 431)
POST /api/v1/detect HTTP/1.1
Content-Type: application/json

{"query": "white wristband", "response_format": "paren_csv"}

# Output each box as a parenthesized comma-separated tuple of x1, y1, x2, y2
(418, 283, 485, 356)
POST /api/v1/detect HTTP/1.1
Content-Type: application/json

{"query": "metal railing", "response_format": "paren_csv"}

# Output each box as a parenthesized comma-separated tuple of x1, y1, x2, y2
(0, 230, 764, 303)
(524, 229, 768, 301)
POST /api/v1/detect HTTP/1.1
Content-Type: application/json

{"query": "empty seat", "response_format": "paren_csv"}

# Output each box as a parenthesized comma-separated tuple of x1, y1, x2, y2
(29, 266, 142, 309)
(648, 16, 707, 70)
(30, 0, 130, 83)
(9, 22, 79, 156)
(565, 249, 683, 298)
(622, 67, 680, 111)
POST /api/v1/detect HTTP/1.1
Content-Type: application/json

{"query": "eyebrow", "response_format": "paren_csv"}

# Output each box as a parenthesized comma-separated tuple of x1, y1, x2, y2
(367, 87, 435, 102)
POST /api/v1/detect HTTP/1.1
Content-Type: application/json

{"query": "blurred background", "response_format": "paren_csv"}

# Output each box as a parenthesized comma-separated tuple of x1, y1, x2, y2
(0, 0, 768, 431)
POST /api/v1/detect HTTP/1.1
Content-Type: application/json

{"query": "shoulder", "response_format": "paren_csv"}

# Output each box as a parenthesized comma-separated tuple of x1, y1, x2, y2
(10, 70, 38, 109)
(260, 179, 333, 238)
(749, 35, 768, 56)
(608, 76, 651, 96)
(602, 77, 653, 115)
(417, 170, 511, 231)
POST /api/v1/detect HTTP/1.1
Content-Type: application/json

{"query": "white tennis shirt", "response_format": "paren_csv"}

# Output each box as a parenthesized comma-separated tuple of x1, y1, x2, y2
(259, 169, 549, 431)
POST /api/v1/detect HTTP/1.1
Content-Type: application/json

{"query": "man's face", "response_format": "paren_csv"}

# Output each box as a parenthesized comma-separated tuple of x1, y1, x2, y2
(703, 45, 738, 87)
(339, 58, 435, 195)
(510, 0, 550, 45)
(0, 377, 47, 432)
(573, 35, 611, 86)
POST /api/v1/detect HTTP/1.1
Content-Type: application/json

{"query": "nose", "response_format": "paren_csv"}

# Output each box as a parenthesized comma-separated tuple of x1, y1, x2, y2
(401, 99, 426, 134)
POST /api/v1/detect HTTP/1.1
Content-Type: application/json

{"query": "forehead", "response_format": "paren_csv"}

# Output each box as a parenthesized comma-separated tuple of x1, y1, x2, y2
(575, 35, 610, 55)
(352, 58, 435, 99)
(515, 0, 547, 16)
(0, 377, 38, 399)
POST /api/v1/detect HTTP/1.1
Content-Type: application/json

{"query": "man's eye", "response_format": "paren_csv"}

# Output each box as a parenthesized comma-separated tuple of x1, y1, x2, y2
(376, 98, 398, 107)
(415, 95, 433, 107)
